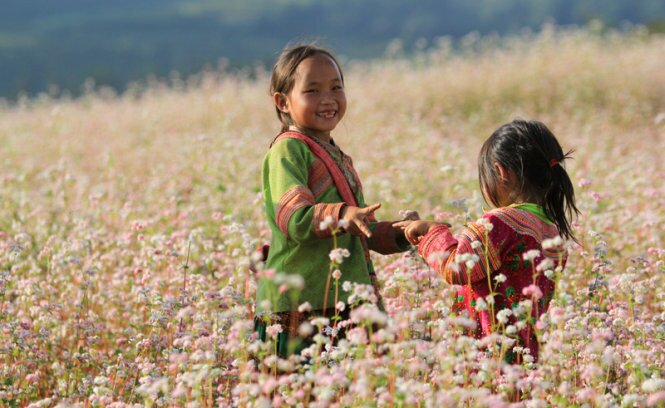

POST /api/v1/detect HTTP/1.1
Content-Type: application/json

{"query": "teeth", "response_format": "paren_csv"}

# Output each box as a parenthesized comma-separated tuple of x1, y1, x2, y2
(318, 111, 336, 119)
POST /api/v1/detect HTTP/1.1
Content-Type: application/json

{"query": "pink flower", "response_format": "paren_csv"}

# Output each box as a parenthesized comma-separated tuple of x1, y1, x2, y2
(647, 391, 665, 406)
(130, 220, 145, 231)
(266, 324, 283, 339)
(578, 178, 592, 188)
(257, 269, 276, 279)
(522, 284, 543, 300)
(25, 372, 40, 382)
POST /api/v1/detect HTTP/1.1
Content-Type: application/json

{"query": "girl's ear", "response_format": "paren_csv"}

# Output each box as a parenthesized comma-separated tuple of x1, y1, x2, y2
(273, 92, 289, 113)
(494, 162, 509, 182)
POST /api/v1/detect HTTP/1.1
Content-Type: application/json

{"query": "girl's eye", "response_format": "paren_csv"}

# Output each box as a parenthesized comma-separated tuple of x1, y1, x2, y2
(333, 85, 343, 91)
(304, 89, 318, 94)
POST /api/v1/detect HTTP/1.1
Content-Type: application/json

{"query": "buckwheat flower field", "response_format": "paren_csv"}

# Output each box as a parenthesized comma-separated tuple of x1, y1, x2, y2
(1, 28, 664, 407)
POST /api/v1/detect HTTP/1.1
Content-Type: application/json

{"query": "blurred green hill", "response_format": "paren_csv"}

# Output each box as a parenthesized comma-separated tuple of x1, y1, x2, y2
(2, 0, 664, 100)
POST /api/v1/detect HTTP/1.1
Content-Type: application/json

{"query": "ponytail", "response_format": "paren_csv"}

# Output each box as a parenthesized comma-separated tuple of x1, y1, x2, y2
(543, 150, 579, 242)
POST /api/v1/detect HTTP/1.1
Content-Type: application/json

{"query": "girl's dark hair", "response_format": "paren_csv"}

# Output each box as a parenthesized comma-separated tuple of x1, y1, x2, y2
(270, 43, 344, 132)
(479, 119, 580, 241)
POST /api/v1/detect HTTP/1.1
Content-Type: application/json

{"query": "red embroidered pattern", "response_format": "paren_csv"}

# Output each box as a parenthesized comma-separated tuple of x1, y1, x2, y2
(313, 202, 345, 238)
(454, 222, 500, 284)
(418, 207, 567, 361)
(276, 186, 315, 237)
(308, 159, 333, 198)
(275, 132, 357, 206)
(491, 207, 564, 261)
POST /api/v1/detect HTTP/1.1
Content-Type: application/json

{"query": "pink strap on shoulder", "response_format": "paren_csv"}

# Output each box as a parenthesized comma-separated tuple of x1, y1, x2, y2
(275, 131, 358, 207)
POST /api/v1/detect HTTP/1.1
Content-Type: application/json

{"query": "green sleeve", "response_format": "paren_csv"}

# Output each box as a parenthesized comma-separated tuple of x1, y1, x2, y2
(264, 138, 344, 243)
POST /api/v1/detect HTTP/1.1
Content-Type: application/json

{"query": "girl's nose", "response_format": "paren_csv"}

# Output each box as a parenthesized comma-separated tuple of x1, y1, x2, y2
(320, 91, 336, 103)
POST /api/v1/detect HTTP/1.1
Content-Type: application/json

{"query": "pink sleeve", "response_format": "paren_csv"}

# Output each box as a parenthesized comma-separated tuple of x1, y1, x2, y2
(418, 218, 501, 285)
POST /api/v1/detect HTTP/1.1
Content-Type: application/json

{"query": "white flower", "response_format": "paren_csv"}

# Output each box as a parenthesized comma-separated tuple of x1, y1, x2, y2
(426, 251, 450, 265)
(536, 258, 554, 272)
(476, 217, 494, 231)
(522, 249, 541, 261)
(259, 300, 272, 311)
(506, 325, 517, 334)
(329, 248, 351, 264)
(298, 322, 314, 337)
(542, 236, 564, 249)
(602, 346, 616, 366)
(471, 240, 483, 249)
(494, 273, 507, 283)
(311, 317, 330, 327)
(474, 297, 488, 311)
(287, 274, 304, 290)
(642, 377, 665, 393)
(497, 309, 513, 324)
(455, 253, 480, 270)
(250, 250, 264, 264)
(332, 269, 342, 280)
(342, 281, 352, 292)
(398, 209, 419, 220)
(336, 301, 345, 312)
(338, 219, 349, 229)
(544, 269, 555, 279)
(298, 302, 312, 313)
(319, 215, 335, 231)
(350, 304, 387, 326)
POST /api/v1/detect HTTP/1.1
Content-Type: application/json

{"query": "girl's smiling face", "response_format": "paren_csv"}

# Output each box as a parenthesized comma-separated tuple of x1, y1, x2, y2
(274, 52, 346, 141)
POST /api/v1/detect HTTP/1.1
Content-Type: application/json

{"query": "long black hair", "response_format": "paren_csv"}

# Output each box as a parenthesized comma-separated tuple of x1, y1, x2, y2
(479, 119, 580, 241)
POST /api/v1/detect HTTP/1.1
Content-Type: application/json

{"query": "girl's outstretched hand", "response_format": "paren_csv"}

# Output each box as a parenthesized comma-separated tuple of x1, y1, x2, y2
(394, 220, 448, 245)
(340, 203, 381, 238)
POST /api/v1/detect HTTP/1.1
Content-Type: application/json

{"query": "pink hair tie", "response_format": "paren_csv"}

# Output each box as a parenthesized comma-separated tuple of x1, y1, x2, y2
(549, 159, 559, 168)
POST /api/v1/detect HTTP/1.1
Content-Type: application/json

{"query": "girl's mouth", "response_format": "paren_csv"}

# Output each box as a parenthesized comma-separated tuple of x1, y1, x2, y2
(317, 111, 337, 119)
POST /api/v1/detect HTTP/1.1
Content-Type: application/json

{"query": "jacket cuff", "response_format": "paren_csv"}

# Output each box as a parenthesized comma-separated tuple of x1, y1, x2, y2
(313, 202, 346, 238)
(418, 224, 455, 260)
(367, 221, 408, 255)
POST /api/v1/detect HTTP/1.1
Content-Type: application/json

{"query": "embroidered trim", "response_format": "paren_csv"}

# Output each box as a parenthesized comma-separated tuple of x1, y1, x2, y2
(346, 158, 363, 192)
(308, 158, 333, 198)
(490, 208, 564, 261)
(456, 222, 500, 283)
(276, 132, 358, 206)
(419, 223, 498, 285)
(419, 225, 452, 256)
(276, 186, 315, 237)
(309, 136, 361, 195)
(313, 202, 345, 238)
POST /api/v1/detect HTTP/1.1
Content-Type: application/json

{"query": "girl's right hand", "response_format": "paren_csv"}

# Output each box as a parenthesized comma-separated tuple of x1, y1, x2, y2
(394, 220, 447, 245)
(340, 203, 381, 238)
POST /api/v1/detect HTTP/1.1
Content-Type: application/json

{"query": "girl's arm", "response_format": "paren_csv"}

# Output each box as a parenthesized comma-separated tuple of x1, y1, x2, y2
(265, 139, 376, 242)
(366, 220, 409, 254)
(365, 211, 420, 254)
(405, 218, 503, 285)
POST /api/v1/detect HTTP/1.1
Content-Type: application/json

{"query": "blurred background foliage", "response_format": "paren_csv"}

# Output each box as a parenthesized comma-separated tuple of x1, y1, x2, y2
(2, 0, 665, 100)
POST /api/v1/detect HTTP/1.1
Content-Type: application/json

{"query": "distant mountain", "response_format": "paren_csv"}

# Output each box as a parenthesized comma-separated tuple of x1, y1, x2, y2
(1, 0, 664, 99)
